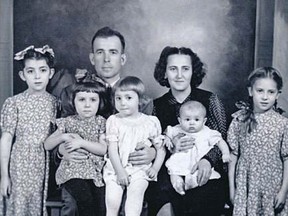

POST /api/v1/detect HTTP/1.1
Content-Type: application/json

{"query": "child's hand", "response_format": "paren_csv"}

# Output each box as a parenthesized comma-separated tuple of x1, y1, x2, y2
(222, 153, 231, 163)
(117, 170, 130, 186)
(274, 189, 287, 212)
(146, 167, 158, 180)
(0, 176, 11, 197)
(64, 134, 84, 153)
(62, 133, 74, 142)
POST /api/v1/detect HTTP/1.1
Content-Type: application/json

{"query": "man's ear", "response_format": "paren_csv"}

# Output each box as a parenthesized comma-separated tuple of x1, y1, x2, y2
(248, 87, 252, 97)
(19, 71, 26, 81)
(89, 53, 95, 66)
(49, 68, 55, 79)
(121, 53, 127, 66)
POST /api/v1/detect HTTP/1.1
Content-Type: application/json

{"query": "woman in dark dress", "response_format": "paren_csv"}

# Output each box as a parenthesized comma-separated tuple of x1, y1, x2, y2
(145, 46, 227, 216)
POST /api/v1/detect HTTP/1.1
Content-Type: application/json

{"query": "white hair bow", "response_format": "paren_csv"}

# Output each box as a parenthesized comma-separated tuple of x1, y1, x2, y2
(14, 45, 55, 60)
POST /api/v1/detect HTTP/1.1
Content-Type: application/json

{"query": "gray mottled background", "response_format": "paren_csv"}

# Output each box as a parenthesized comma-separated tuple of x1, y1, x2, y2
(14, 0, 256, 120)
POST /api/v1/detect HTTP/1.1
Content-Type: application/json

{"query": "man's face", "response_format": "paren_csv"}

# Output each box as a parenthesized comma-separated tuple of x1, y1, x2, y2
(89, 36, 126, 84)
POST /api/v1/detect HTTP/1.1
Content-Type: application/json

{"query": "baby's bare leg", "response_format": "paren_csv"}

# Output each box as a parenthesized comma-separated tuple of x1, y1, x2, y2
(170, 174, 185, 195)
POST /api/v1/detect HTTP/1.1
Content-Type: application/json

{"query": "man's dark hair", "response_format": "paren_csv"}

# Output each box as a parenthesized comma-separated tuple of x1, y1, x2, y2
(91, 26, 125, 53)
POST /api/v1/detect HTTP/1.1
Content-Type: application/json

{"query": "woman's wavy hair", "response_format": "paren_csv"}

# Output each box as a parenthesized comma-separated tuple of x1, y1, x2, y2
(70, 81, 111, 118)
(112, 76, 148, 112)
(154, 46, 207, 88)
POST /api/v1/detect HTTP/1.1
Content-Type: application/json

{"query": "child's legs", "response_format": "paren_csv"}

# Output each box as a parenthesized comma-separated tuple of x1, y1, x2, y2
(125, 179, 149, 216)
(61, 187, 78, 216)
(92, 185, 106, 216)
(105, 180, 124, 216)
(185, 172, 199, 190)
(63, 179, 96, 216)
(170, 174, 185, 195)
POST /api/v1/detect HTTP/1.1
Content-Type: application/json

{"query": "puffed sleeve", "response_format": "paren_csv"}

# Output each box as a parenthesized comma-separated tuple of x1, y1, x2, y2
(149, 116, 164, 149)
(227, 118, 241, 156)
(55, 118, 66, 133)
(206, 127, 223, 146)
(106, 115, 119, 143)
(0, 97, 17, 136)
(281, 119, 288, 160)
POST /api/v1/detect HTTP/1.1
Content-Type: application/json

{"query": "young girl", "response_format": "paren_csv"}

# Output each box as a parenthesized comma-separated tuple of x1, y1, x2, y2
(103, 76, 166, 216)
(228, 67, 288, 215)
(44, 81, 109, 216)
(0, 45, 57, 215)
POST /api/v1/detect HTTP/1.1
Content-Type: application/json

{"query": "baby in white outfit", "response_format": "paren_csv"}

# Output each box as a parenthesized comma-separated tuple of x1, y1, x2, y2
(165, 101, 230, 195)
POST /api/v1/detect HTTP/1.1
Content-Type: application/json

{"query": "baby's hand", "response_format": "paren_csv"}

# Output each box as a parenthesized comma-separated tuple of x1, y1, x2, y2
(222, 153, 231, 163)
(117, 171, 130, 186)
(163, 136, 173, 151)
(146, 167, 158, 180)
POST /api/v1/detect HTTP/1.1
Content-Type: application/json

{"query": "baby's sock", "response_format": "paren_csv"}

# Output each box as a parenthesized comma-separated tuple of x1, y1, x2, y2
(185, 173, 198, 190)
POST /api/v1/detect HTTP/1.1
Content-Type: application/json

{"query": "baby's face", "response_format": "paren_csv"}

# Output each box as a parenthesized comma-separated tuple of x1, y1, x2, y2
(178, 108, 206, 133)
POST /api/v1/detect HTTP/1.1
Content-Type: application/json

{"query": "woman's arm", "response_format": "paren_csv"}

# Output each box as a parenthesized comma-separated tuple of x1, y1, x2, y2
(228, 153, 238, 205)
(0, 132, 13, 196)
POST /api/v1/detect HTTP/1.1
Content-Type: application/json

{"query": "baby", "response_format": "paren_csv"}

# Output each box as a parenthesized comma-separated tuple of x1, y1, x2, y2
(165, 100, 230, 195)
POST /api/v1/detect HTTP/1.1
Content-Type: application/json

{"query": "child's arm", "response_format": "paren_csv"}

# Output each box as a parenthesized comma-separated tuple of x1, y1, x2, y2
(64, 133, 107, 156)
(147, 146, 166, 179)
(0, 132, 13, 196)
(44, 129, 74, 150)
(228, 153, 238, 205)
(217, 139, 231, 163)
(108, 140, 130, 186)
(274, 159, 288, 211)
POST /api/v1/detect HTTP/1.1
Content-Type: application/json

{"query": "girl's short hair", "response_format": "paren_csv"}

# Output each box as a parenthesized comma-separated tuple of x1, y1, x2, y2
(248, 66, 283, 91)
(70, 81, 110, 117)
(112, 76, 147, 111)
(154, 46, 206, 88)
(20, 49, 55, 68)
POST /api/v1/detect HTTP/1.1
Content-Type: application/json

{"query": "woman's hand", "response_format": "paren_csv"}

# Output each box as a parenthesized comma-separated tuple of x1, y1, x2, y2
(172, 133, 195, 153)
(128, 142, 156, 166)
(191, 159, 212, 186)
(274, 189, 287, 213)
(117, 170, 130, 186)
(0, 175, 11, 197)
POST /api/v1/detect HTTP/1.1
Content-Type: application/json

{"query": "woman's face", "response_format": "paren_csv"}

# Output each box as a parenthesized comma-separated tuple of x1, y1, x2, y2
(165, 54, 192, 92)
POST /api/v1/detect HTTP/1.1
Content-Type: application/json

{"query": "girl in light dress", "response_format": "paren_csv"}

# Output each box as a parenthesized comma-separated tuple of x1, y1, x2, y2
(228, 67, 288, 215)
(103, 76, 166, 216)
(0, 45, 57, 216)
(44, 80, 109, 216)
